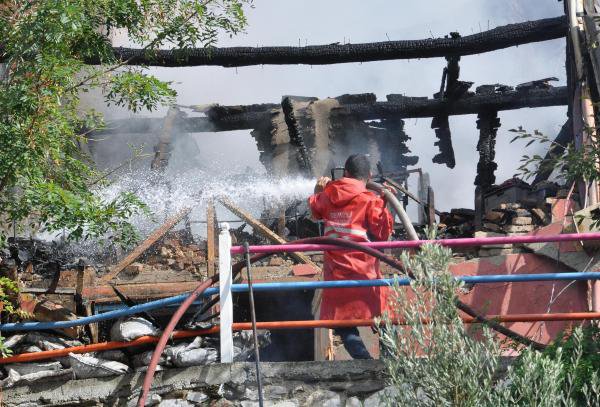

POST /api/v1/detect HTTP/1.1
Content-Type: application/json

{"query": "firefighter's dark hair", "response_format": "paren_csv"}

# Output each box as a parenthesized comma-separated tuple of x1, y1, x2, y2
(344, 154, 371, 181)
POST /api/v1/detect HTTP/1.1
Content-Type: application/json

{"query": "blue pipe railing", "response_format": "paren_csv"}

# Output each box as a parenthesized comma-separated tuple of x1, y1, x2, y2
(4, 272, 600, 332)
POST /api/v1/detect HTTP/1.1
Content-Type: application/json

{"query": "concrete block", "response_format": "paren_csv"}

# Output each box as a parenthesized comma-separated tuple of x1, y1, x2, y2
(483, 223, 502, 232)
(345, 397, 363, 407)
(306, 390, 343, 407)
(363, 386, 399, 407)
(483, 211, 504, 222)
(504, 224, 534, 233)
(263, 385, 288, 400)
(158, 399, 193, 407)
(186, 391, 208, 404)
(511, 217, 532, 225)
(270, 401, 300, 407)
(498, 203, 522, 210)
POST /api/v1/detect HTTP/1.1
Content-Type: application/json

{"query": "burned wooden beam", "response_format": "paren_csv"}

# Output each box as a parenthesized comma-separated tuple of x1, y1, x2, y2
(83, 17, 566, 67)
(95, 86, 568, 136)
(343, 86, 568, 120)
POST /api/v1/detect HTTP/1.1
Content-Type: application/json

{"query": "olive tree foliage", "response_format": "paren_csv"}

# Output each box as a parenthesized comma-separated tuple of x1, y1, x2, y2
(0, 0, 250, 246)
(378, 240, 600, 406)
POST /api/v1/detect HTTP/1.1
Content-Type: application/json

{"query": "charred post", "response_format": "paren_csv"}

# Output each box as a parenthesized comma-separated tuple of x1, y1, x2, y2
(281, 96, 314, 175)
(474, 109, 501, 227)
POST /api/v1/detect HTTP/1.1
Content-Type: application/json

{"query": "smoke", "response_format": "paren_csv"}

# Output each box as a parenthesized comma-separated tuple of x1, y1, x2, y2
(95, 0, 566, 216)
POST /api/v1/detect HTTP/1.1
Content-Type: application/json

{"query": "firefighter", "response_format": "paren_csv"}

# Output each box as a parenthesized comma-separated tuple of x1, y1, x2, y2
(308, 154, 394, 359)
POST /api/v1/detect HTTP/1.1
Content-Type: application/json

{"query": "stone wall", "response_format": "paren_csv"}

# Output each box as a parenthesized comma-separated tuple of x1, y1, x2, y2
(4, 360, 392, 407)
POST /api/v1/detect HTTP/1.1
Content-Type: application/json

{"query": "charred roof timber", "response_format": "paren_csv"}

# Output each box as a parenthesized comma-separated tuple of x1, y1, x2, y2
(80, 17, 567, 67)
(96, 86, 568, 136)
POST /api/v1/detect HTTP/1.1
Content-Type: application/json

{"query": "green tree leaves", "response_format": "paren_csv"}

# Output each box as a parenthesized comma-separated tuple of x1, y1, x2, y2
(0, 0, 249, 245)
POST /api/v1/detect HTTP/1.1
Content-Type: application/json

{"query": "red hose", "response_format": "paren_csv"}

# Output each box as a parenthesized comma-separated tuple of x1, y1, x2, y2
(137, 276, 216, 406)
(137, 252, 271, 407)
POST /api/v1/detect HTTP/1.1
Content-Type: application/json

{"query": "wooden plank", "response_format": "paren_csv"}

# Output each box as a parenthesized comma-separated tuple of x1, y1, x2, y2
(218, 197, 318, 269)
(98, 207, 192, 284)
(83, 273, 321, 303)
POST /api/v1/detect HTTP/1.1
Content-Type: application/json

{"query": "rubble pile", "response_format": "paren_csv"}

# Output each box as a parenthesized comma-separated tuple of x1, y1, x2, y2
(0, 238, 86, 284)
(0, 318, 269, 389)
(481, 202, 549, 235)
(136, 233, 208, 279)
(438, 208, 475, 238)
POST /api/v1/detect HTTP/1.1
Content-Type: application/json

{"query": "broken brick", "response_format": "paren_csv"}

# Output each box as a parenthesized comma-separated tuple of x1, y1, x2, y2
(511, 217, 532, 226)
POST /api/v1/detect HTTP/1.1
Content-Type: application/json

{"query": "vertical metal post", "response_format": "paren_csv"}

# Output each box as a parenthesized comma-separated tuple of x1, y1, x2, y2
(219, 223, 233, 363)
(244, 242, 264, 406)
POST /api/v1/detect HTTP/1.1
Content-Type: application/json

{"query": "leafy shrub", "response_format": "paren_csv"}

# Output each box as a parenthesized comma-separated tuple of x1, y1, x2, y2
(379, 236, 600, 406)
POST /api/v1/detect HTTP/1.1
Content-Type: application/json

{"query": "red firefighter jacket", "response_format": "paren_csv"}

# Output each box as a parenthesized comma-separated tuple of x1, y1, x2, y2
(308, 177, 394, 320)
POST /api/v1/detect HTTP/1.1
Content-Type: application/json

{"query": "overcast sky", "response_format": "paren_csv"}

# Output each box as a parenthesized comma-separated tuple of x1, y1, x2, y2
(114, 1, 568, 211)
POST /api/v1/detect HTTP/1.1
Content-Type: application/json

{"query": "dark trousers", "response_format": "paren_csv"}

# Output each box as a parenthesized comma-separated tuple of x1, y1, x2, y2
(334, 327, 373, 359)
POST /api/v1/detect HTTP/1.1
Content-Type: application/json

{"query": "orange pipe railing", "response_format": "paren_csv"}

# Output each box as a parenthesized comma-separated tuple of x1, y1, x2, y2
(2, 312, 600, 365)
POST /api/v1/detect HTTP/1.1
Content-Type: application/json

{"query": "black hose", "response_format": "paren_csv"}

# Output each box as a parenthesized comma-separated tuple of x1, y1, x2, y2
(244, 242, 264, 406)
(189, 236, 544, 352)
(298, 237, 546, 350)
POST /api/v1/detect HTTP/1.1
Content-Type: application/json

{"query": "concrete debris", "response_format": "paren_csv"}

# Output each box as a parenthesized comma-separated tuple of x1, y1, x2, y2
(363, 385, 400, 407)
(232, 331, 271, 362)
(110, 317, 159, 342)
(157, 399, 194, 407)
(0, 366, 72, 389)
(186, 391, 209, 403)
(306, 389, 343, 406)
(345, 397, 362, 406)
(159, 337, 219, 368)
(4, 361, 62, 376)
(69, 353, 129, 379)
